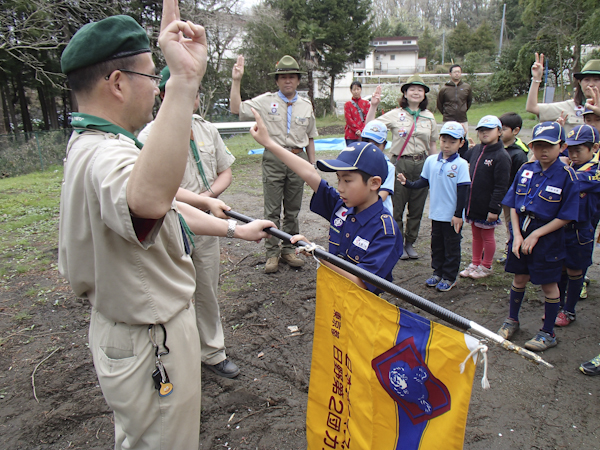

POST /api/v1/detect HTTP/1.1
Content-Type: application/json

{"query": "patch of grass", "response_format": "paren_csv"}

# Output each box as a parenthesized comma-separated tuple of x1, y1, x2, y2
(13, 311, 32, 321)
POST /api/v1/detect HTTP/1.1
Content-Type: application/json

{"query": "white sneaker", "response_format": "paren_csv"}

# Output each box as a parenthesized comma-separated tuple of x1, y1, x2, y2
(459, 263, 478, 278)
(471, 265, 493, 279)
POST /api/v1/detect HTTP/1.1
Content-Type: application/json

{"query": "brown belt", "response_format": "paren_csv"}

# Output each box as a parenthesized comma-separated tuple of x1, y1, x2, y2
(284, 146, 304, 154)
(399, 153, 425, 161)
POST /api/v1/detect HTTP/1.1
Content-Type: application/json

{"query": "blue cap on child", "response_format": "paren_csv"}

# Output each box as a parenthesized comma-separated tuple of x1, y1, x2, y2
(566, 124, 600, 145)
(317, 142, 388, 180)
(529, 121, 566, 145)
(583, 106, 596, 116)
(439, 121, 466, 139)
(476, 115, 502, 130)
(361, 120, 387, 144)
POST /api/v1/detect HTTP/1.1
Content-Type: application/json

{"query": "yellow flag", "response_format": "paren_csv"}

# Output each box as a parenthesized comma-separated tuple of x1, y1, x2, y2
(306, 266, 479, 450)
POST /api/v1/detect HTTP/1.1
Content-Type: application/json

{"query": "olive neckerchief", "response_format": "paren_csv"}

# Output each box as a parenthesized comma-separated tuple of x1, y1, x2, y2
(403, 106, 422, 121)
(178, 213, 196, 252)
(189, 130, 214, 195)
(70, 113, 144, 149)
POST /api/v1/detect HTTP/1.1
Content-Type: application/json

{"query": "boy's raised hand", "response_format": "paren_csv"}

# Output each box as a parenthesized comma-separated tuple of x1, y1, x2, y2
(249, 108, 274, 147)
(556, 111, 568, 127)
(396, 172, 407, 185)
(531, 52, 544, 81)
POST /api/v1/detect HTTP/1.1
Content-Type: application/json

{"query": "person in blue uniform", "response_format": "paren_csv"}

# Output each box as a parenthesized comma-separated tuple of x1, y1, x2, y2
(556, 125, 600, 326)
(249, 109, 402, 294)
(497, 122, 580, 352)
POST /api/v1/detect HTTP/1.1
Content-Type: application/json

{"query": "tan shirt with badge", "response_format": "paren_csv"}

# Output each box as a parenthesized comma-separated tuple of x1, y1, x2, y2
(538, 99, 584, 133)
(138, 115, 235, 195)
(58, 130, 196, 325)
(377, 108, 438, 157)
(238, 92, 318, 148)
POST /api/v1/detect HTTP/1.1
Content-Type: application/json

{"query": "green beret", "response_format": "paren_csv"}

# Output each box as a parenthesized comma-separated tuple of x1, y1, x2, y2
(61, 15, 151, 74)
(158, 66, 170, 92)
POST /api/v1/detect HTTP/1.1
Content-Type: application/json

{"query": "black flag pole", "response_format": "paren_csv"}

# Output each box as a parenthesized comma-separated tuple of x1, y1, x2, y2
(225, 210, 552, 369)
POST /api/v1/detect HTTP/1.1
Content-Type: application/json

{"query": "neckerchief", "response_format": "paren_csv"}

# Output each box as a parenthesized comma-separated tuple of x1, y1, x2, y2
(70, 113, 143, 149)
(404, 106, 421, 121)
(277, 90, 298, 133)
(189, 130, 214, 194)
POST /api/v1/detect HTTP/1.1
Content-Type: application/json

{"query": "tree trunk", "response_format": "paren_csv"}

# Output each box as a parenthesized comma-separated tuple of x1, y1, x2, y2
(307, 69, 315, 111)
(329, 74, 335, 113)
(48, 94, 59, 130)
(15, 76, 32, 133)
(37, 86, 50, 131)
(3, 81, 18, 134)
(0, 82, 11, 133)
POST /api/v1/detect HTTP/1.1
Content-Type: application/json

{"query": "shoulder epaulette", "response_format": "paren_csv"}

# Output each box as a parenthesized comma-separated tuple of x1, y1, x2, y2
(564, 165, 577, 181)
(380, 214, 396, 236)
(298, 96, 313, 105)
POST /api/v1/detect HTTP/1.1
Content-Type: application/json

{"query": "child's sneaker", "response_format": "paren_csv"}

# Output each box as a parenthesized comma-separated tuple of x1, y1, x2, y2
(580, 354, 600, 376)
(524, 330, 557, 351)
(425, 275, 441, 287)
(497, 318, 519, 340)
(436, 279, 457, 292)
(470, 265, 493, 279)
(497, 250, 507, 264)
(555, 310, 576, 327)
(459, 263, 478, 278)
(580, 278, 589, 299)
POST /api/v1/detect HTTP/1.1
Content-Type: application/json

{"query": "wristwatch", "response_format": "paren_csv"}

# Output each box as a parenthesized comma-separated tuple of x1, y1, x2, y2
(226, 219, 237, 238)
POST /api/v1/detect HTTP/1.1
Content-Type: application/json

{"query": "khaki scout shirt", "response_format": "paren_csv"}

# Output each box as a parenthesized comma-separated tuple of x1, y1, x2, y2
(138, 115, 235, 195)
(538, 99, 584, 133)
(238, 92, 318, 148)
(58, 130, 196, 325)
(377, 108, 438, 157)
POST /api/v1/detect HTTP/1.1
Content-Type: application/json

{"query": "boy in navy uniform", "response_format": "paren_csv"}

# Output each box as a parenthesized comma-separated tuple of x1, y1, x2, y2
(498, 122, 580, 351)
(555, 125, 600, 326)
(249, 109, 402, 294)
(397, 121, 471, 292)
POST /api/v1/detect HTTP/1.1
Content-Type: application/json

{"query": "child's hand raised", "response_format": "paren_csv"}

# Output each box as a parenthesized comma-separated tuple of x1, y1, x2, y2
(585, 86, 600, 115)
(531, 52, 544, 81)
(396, 172, 407, 185)
(249, 108, 274, 147)
(556, 111, 568, 127)
(371, 85, 382, 108)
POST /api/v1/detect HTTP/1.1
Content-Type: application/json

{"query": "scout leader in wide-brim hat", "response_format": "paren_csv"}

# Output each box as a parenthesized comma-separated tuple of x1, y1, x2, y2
(574, 60, 600, 80)
(61, 15, 151, 74)
(268, 55, 307, 76)
(401, 74, 430, 94)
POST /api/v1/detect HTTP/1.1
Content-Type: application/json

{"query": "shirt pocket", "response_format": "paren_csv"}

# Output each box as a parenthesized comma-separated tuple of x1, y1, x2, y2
(346, 243, 368, 265)
(265, 114, 284, 136)
(291, 116, 310, 141)
(538, 189, 562, 203)
(577, 227, 594, 245)
(515, 183, 528, 197)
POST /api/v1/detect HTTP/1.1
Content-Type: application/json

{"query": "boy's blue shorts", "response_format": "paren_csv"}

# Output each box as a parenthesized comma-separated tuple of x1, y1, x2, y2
(564, 224, 594, 270)
(505, 219, 565, 285)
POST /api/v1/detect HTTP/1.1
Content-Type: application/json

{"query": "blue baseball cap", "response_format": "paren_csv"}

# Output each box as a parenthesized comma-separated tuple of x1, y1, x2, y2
(439, 121, 465, 139)
(566, 124, 600, 145)
(583, 106, 597, 116)
(362, 120, 388, 144)
(529, 121, 565, 145)
(476, 115, 502, 130)
(317, 142, 388, 180)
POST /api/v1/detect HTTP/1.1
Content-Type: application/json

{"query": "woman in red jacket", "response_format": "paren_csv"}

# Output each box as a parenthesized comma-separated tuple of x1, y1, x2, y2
(344, 81, 370, 145)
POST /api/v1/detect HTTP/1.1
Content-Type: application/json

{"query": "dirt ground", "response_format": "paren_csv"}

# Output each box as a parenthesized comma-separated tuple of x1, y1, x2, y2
(1, 133, 600, 449)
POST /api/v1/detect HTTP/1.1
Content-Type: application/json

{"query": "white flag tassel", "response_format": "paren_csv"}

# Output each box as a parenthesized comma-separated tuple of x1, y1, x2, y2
(459, 344, 490, 390)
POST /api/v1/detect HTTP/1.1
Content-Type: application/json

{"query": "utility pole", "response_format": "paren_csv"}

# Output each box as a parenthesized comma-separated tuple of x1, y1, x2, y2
(498, 3, 506, 58)
(442, 29, 445, 65)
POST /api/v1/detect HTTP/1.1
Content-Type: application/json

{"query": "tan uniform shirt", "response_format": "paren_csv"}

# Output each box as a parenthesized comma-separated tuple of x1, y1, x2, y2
(58, 130, 196, 325)
(238, 92, 318, 148)
(538, 99, 584, 133)
(139, 115, 235, 194)
(377, 108, 438, 157)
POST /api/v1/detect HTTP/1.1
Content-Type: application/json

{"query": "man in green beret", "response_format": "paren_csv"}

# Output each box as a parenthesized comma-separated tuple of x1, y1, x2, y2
(58, 2, 273, 448)
(138, 66, 240, 379)
(230, 55, 318, 273)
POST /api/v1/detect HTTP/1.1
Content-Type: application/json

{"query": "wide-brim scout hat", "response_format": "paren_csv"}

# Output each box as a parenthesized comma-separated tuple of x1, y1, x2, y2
(439, 121, 466, 139)
(574, 60, 600, 80)
(529, 121, 565, 145)
(61, 15, 151, 74)
(268, 55, 306, 76)
(401, 74, 430, 94)
(476, 115, 502, 130)
(566, 124, 600, 145)
(317, 142, 388, 180)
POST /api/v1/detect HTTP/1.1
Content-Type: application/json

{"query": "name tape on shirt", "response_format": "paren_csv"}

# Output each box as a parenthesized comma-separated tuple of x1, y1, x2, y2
(522, 170, 533, 179)
(546, 185, 562, 195)
(353, 236, 370, 251)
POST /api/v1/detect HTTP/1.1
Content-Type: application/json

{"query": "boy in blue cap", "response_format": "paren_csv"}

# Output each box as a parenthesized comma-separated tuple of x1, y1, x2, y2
(555, 124, 600, 326)
(249, 109, 402, 294)
(497, 122, 580, 351)
(398, 121, 471, 291)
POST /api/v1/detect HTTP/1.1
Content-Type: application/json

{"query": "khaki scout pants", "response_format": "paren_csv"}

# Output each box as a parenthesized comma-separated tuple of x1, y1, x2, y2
(89, 305, 201, 450)
(191, 234, 226, 365)
(392, 155, 428, 244)
(262, 148, 308, 258)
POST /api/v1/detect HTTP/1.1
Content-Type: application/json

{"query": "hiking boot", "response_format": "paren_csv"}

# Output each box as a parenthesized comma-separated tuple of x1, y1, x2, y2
(405, 242, 419, 259)
(426, 275, 442, 287)
(524, 330, 557, 352)
(281, 253, 304, 268)
(460, 263, 478, 278)
(497, 318, 519, 340)
(202, 359, 240, 378)
(580, 354, 600, 376)
(399, 248, 409, 260)
(555, 310, 576, 327)
(265, 256, 280, 273)
(436, 279, 457, 292)
(471, 265, 493, 279)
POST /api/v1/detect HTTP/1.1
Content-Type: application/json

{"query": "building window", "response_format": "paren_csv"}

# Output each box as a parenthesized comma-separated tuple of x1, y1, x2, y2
(403, 40, 411, 44)
(376, 55, 380, 61)
(390, 55, 395, 60)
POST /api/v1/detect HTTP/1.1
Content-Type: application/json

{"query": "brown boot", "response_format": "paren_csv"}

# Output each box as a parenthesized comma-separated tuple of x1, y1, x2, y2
(265, 256, 280, 273)
(281, 253, 305, 268)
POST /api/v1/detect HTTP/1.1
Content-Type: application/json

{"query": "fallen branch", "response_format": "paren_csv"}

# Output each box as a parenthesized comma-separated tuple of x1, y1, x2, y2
(32, 347, 61, 403)
(220, 254, 251, 277)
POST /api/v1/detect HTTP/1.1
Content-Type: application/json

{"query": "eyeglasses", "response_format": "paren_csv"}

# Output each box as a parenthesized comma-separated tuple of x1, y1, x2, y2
(105, 69, 162, 86)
